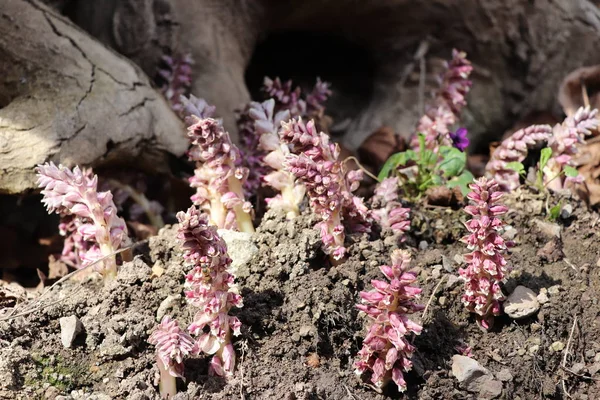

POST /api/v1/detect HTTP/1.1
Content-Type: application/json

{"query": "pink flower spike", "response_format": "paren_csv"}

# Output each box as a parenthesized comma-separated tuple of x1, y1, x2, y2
(411, 49, 473, 150)
(281, 117, 371, 263)
(372, 177, 410, 243)
(183, 102, 254, 233)
(36, 162, 128, 277)
(176, 206, 243, 378)
(459, 177, 511, 329)
(149, 316, 195, 379)
(354, 249, 422, 392)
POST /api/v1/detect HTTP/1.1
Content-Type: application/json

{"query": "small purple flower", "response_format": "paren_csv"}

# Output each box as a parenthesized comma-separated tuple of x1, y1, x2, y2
(450, 127, 470, 151)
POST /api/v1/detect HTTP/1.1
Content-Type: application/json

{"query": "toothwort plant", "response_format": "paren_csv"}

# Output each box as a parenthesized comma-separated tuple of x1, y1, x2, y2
(413, 49, 473, 150)
(149, 316, 195, 398)
(280, 117, 370, 262)
(183, 97, 254, 233)
(355, 249, 423, 392)
(177, 206, 243, 377)
(36, 162, 128, 277)
(248, 99, 306, 218)
(460, 177, 511, 330)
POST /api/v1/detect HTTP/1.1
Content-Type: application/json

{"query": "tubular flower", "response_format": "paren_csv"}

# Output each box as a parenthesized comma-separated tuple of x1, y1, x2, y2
(239, 77, 331, 193)
(305, 78, 332, 119)
(354, 250, 423, 392)
(280, 117, 371, 262)
(149, 316, 195, 379)
(183, 97, 254, 233)
(157, 53, 194, 115)
(459, 177, 511, 330)
(262, 76, 306, 117)
(176, 206, 243, 377)
(485, 124, 553, 191)
(372, 177, 410, 241)
(249, 99, 306, 218)
(36, 162, 128, 277)
(412, 49, 473, 150)
(544, 106, 599, 190)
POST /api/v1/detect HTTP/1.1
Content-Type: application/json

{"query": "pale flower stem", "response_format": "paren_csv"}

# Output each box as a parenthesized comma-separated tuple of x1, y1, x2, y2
(281, 185, 300, 219)
(106, 179, 165, 228)
(227, 175, 255, 233)
(156, 356, 177, 399)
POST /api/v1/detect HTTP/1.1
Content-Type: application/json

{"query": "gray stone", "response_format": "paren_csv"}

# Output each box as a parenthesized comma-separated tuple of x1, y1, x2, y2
(218, 229, 258, 270)
(560, 204, 573, 219)
(497, 368, 513, 382)
(534, 219, 561, 239)
(59, 316, 84, 349)
(442, 255, 454, 272)
(419, 240, 429, 251)
(452, 355, 502, 399)
(548, 285, 561, 295)
(504, 286, 540, 319)
(299, 326, 312, 338)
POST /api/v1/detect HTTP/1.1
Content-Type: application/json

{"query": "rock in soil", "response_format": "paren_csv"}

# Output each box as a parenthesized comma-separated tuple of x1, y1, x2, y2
(59, 315, 84, 349)
(451, 355, 502, 399)
(504, 286, 540, 319)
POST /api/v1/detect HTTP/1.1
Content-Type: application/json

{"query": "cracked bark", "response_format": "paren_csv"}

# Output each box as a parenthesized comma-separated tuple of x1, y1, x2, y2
(71, 0, 600, 151)
(0, 0, 187, 194)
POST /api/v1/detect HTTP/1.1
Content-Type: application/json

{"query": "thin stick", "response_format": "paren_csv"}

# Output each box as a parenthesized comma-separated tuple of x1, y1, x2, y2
(422, 275, 446, 322)
(561, 315, 578, 398)
(343, 156, 380, 182)
(0, 243, 143, 321)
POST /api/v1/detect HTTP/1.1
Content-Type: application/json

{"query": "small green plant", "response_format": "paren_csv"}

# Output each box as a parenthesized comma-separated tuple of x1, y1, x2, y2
(506, 147, 578, 192)
(547, 200, 563, 222)
(378, 134, 474, 198)
(506, 147, 578, 220)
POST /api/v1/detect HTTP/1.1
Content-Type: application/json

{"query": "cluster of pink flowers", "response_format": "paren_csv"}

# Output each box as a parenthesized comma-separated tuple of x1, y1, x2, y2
(460, 177, 511, 330)
(355, 249, 423, 392)
(262, 76, 330, 119)
(157, 53, 193, 115)
(544, 106, 598, 190)
(486, 106, 598, 191)
(176, 206, 243, 377)
(412, 49, 473, 149)
(248, 99, 307, 218)
(149, 316, 195, 379)
(280, 117, 370, 261)
(183, 96, 254, 233)
(485, 125, 553, 191)
(239, 77, 331, 194)
(36, 162, 128, 277)
(372, 177, 410, 240)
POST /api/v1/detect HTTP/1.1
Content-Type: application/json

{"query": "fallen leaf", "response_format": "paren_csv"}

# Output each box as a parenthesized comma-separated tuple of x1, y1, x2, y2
(559, 65, 600, 118)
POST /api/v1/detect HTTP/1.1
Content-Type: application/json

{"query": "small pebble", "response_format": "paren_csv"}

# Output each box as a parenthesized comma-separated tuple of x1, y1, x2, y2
(439, 296, 447, 306)
(496, 368, 513, 382)
(549, 341, 565, 352)
(560, 204, 573, 219)
(548, 285, 561, 295)
(419, 241, 429, 251)
(529, 345, 540, 354)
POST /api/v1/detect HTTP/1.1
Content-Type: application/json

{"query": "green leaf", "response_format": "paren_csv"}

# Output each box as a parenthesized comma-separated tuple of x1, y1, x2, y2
(417, 133, 426, 153)
(448, 170, 475, 195)
(539, 148, 552, 171)
(563, 165, 579, 178)
(548, 202, 561, 222)
(377, 151, 415, 180)
(505, 161, 526, 176)
(438, 147, 466, 178)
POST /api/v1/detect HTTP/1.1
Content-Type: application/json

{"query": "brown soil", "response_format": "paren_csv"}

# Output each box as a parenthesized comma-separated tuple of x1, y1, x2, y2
(1, 189, 600, 400)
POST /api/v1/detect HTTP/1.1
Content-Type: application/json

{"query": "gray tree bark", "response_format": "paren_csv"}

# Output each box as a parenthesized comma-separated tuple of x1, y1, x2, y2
(0, 0, 187, 194)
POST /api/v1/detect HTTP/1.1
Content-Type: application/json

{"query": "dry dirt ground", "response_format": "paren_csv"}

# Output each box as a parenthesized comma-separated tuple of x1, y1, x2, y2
(1, 189, 600, 400)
